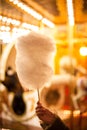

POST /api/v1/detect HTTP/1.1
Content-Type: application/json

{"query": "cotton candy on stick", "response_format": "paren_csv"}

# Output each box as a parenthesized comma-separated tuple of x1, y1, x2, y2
(15, 31, 56, 99)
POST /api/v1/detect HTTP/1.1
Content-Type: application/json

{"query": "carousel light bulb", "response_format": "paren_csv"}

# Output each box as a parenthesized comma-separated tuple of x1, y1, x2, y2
(8, 0, 55, 27)
(6, 26, 10, 31)
(1, 26, 6, 31)
(13, 0, 19, 5)
(80, 47, 87, 56)
(7, 18, 12, 23)
(2, 17, 7, 22)
(9, 0, 14, 2)
(0, 15, 2, 20)
(42, 18, 55, 28)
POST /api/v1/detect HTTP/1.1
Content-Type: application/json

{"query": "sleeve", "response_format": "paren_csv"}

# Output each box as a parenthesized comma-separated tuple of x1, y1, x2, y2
(40, 116, 70, 130)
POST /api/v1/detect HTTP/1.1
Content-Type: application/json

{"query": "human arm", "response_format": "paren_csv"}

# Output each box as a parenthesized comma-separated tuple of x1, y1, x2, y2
(35, 101, 69, 130)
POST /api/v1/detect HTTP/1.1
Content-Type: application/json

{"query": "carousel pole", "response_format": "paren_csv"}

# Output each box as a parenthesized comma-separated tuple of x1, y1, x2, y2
(67, 24, 74, 130)
(66, 0, 75, 130)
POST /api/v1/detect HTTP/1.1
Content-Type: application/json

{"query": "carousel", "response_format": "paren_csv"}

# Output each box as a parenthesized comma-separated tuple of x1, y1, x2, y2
(0, 0, 87, 130)
(0, 33, 87, 130)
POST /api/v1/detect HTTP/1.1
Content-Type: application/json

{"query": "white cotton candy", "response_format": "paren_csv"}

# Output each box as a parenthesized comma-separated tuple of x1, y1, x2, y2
(15, 31, 56, 90)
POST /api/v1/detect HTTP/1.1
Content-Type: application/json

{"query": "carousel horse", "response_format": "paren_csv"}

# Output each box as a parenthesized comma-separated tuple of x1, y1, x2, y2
(0, 42, 38, 122)
(72, 75, 87, 112)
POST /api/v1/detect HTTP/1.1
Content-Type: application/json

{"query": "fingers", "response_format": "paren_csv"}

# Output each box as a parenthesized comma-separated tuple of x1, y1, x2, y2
(35, 102, 46, 117)
(36, 101, 45, 110)
(36, 105, 46, 114)
(37, 101, 42, 106)
(35, 101, 56, 124)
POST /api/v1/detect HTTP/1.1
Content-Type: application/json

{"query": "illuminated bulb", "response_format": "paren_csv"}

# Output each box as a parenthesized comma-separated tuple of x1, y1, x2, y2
(17, 2, 42, 20)
(80, 47, 87, 56)
(1, 26, 6, 31)
(42, 18, 55, 28)
(7, 18, 12, 23)
(12, 19, 20, 26)
(0, 15, 38, 31)
(6, 26, 10, 31)
(21, 5, 27, 10)
(17, 2, 24, 8)
(2, 17, 7, 22)
(30, 25, 39, 31)
(13, 0, 19, 5)
(64, 110, 71, 115)
(22, 23, 39, 31)
(9, 0, 14, 1)
(0, 15, 2, 20)
(73, 110, 80, 115)
(8, 0, 55, 27)
(12, 27, 18, 32)
(1, 32, 12, 43)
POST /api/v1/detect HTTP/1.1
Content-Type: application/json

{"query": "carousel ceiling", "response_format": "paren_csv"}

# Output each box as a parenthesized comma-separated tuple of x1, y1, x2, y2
(0, 0, 87, 44)
(0, 0, 87, 26)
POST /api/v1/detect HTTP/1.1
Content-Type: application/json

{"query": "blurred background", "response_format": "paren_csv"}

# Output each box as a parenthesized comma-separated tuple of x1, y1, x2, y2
(0, 0, 87, 130)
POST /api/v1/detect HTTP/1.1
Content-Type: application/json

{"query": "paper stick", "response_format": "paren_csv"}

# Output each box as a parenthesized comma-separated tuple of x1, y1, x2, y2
(37, 89, 40, 101)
